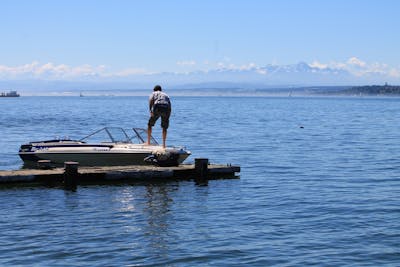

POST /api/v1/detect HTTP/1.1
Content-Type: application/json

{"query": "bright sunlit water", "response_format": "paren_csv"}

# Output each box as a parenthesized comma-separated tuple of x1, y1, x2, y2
(1, 96, 400, 266)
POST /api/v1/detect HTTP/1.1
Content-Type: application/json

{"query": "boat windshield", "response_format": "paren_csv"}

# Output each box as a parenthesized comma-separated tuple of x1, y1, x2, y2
(80, 127, 131, 143)
(131, 128, 158, 145)
(79, 127, 159, 145)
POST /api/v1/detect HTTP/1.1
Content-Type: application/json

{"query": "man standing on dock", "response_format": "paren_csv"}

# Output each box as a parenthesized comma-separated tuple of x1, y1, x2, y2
(147, 85, 171, 148)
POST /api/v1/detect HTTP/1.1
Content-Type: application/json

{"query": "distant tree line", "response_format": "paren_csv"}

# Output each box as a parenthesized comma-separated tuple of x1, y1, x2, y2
(331, 84, 400, 95)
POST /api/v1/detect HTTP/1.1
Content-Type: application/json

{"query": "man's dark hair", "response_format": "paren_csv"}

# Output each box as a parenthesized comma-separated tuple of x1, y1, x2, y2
(153, 85, 162, 91)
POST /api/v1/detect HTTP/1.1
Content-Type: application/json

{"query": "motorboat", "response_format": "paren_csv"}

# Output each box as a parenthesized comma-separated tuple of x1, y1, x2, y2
(19, 127, 191, 168)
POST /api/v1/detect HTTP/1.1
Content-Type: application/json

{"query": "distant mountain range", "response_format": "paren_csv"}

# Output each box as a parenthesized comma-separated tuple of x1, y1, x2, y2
(0, 62, 398, 95)
(128, 61, 396, 87)
(117, 62, 358, 88)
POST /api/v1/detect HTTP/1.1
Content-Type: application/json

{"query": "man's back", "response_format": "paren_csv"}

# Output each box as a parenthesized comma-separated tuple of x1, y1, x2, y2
(151, 91, 170, 106)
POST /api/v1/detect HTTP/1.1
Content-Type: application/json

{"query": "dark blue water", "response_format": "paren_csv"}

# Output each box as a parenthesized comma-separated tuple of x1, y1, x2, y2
(1, 96, 400, 266)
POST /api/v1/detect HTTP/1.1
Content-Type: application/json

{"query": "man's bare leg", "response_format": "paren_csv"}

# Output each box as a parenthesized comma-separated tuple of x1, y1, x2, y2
(147, 126, 152, 145)
(162, 128, 167, 148)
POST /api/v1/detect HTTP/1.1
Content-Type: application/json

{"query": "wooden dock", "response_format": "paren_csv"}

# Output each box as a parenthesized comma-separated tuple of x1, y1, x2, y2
(0, 159, 240, 188)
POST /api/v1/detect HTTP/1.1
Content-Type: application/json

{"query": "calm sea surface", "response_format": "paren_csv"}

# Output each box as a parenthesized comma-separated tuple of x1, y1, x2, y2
(0, 96, 399, 266)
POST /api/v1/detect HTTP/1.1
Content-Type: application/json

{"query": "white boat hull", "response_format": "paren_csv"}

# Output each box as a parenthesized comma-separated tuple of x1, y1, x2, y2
(18, 127, 191, 168)
(20, 144, 190, 167)
(21, 151, 189, 167)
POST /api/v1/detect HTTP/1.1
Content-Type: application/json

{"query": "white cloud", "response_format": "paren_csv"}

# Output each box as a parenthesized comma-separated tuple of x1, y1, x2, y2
(115, 68, 148, 77)
(239, 63, 256, 70)
(176, 60, 196, 67)
(311, 57, 400, 79)
(0, 58, 399, 81)
(0, 62, 105, 79)
(0, 62, 150, 80)
(309, 61, 328, 69)
(347, 57, 366, 67)
(212, 62, 259, 71)
(0, 61, 40, 77)
(256, 69, 268, 75)
(389, 69, 400, 77)
(216, 62, 225, 68)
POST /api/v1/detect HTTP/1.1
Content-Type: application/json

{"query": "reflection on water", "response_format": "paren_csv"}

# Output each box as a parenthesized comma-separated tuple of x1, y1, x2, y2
(101, 182, 182, 263)
(143, 184, 174, 261)
(117, 188, 137, 213)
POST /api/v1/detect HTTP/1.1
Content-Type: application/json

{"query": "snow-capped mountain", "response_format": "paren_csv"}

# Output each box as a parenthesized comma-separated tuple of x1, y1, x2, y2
(137, 62, 356, 87)
(0, 61, 396, 93)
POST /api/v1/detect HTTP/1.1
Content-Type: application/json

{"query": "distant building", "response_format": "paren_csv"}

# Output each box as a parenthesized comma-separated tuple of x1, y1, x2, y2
(0, 91, 20, 97)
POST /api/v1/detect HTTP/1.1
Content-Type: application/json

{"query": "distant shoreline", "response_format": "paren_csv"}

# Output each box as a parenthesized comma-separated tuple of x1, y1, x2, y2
(6, 84, 400, 97)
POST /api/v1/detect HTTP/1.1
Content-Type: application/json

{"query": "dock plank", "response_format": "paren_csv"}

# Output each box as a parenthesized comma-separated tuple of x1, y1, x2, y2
(0, 164, 240, 185)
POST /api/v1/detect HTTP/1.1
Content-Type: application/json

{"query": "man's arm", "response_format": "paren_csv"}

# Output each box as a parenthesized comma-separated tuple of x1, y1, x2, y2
(149, 96, 154, 113)
(167, 99, 172, 117)
(167, 106, 172, 118)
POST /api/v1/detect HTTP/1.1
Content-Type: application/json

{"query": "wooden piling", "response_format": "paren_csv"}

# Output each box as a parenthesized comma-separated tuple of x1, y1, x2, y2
(195, 158, 209, 184)
(64, 161, 79, 190)
(195, 158, 209, 177)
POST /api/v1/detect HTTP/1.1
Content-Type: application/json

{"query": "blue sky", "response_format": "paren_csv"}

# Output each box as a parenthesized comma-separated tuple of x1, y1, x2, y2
(1, 0, 400, 81)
